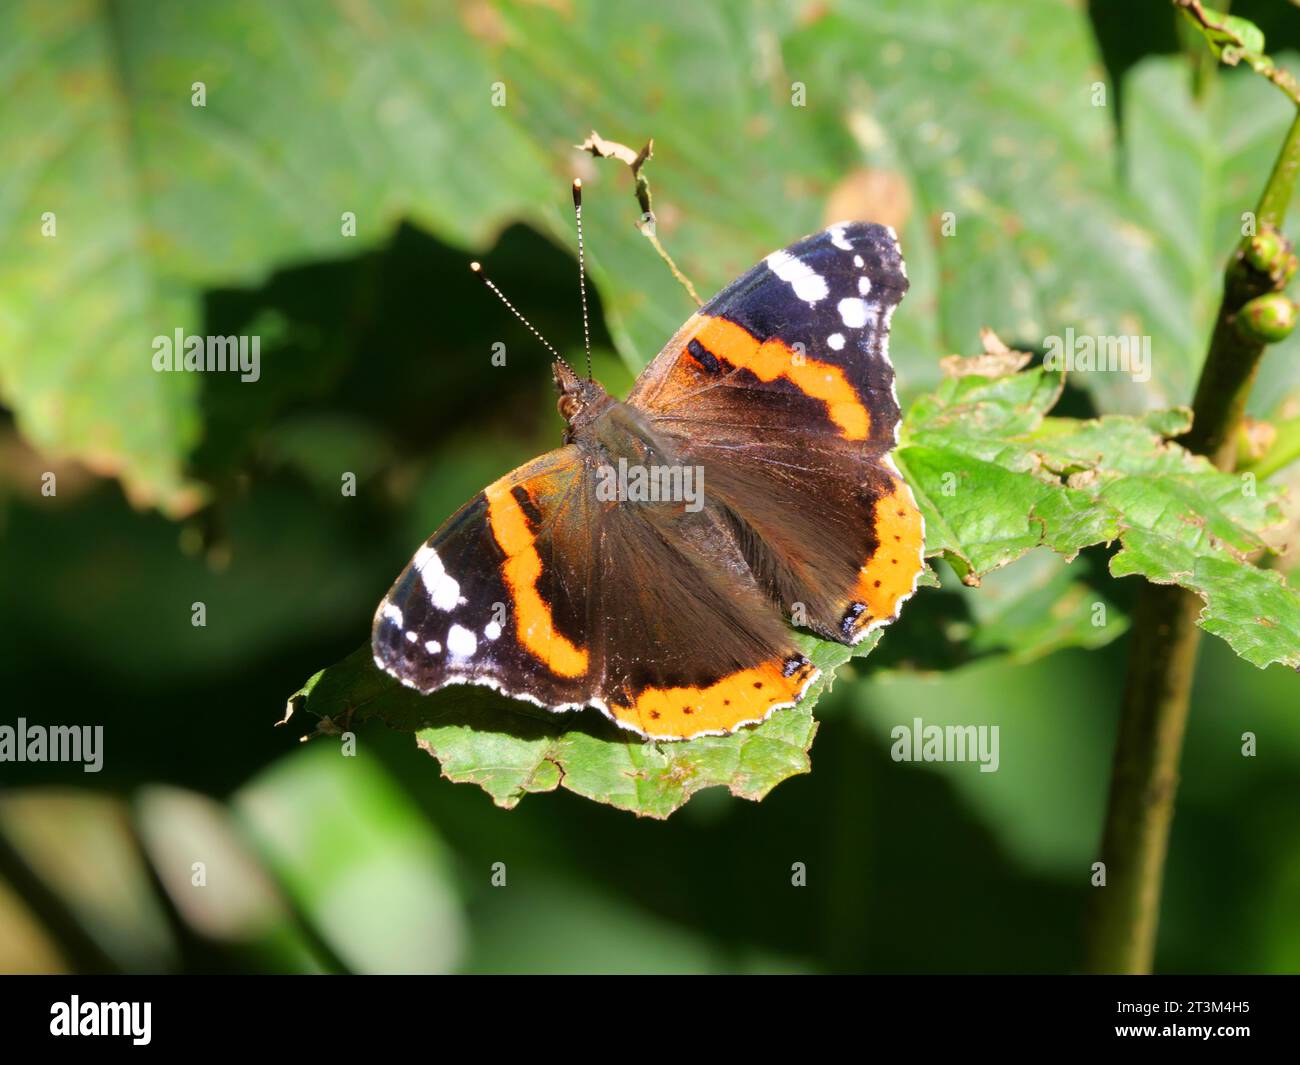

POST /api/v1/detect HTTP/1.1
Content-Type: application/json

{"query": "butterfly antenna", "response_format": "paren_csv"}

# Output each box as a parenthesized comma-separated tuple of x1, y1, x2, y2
(468, 261, 573, 373)
(572, 179, 593, 381)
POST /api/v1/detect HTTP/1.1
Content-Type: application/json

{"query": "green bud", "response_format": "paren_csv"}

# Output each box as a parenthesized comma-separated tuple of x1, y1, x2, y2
(1243, 228, 1289, 275)
(1237, 293, 1298, 343)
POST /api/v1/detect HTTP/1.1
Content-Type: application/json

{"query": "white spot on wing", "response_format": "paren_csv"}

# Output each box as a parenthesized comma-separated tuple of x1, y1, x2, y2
(380, 602, 404, 626)
(414, 544, 465, 611)
(405, 630, 418, 643)
(424, 639, 441, 654)
(484, 621, 502, 640)
(828, 225, 853, 250)
(853, 254, 864, 267)
(447, 624, 477, 659)
(858, 276, 872, 296)
(838, 297, 868, 328)
(828, 333, 845, 350)
(765, 249, 828, 304)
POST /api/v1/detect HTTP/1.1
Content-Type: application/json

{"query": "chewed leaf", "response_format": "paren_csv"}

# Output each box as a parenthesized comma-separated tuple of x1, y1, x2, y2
(902, 366, 1300, 668)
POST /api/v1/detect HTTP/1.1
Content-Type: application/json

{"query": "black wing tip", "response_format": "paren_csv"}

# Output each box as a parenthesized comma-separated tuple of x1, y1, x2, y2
(817, 220, 908, 296)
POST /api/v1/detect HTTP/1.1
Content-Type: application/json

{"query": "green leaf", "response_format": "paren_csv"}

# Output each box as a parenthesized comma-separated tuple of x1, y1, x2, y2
(901, 363, 1300, 670)
(0, 4, 203, 512)
(20, 2, 1300, 507)
(1178, 5, 1293, 101)
(0, 0, 550, 513)
(1186, 7, 1267, 62)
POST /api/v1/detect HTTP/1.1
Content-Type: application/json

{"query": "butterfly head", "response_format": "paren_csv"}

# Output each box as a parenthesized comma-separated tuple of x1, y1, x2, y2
(553, 359, 610, 430)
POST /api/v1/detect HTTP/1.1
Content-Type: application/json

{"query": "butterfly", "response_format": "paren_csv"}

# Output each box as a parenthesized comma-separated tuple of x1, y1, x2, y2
(373, 217, 924, 740)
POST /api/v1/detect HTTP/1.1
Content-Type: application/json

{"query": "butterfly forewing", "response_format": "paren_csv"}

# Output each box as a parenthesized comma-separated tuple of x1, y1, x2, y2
(628, 221, 924, 643)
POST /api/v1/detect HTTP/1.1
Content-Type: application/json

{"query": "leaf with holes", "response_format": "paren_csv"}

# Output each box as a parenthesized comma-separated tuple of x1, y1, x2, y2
(899, 363, 1300, 669)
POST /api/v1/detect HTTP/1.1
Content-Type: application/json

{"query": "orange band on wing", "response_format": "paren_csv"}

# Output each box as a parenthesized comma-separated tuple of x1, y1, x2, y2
(610, 657, 817, 739)
(854, 478, 925, 623)
(484, 480, 589, 678)
(692, 315, 870, 440)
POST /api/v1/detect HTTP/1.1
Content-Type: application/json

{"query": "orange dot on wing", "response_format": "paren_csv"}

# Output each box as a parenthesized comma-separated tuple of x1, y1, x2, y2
(611, 657, 817, 739)
(855, 477, 924, 625)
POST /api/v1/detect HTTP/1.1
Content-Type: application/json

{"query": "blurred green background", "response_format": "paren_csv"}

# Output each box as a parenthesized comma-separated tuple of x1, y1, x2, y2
(2, 0, 1298, 974)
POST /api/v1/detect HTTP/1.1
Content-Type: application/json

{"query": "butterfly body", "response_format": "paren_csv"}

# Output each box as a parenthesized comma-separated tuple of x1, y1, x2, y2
(374, 221, 924, 740)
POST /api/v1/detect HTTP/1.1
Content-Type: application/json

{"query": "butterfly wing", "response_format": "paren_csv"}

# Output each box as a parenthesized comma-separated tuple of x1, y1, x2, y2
(372, 446, 597, 711)
(587, 477, 818, 739)
(627, 221, 925, 642)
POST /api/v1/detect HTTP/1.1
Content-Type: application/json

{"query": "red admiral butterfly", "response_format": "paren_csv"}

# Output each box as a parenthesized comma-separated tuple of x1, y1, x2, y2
(374, 192, 923, 740)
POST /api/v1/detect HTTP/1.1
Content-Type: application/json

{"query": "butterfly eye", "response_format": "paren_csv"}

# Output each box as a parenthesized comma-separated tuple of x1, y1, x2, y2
(558, 393, 582, 421)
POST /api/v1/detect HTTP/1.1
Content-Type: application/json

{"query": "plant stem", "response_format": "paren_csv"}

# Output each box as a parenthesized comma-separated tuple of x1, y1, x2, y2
(1183, 112, 1300, 467)
(1084, 585, 1203, 973)
(1083, 107, 1300, 974)
(1256, 109, 1300, 230)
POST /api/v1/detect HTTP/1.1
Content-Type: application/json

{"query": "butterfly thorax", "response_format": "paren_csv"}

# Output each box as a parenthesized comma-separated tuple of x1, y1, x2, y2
(553, 360, 671, 471)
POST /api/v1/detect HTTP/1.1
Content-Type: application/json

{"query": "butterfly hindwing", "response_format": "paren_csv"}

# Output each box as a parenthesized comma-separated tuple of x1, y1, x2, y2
(590, 486, 818, 738)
